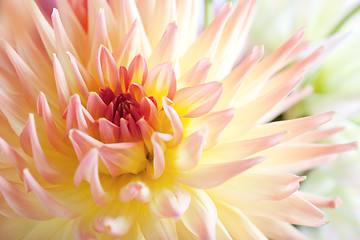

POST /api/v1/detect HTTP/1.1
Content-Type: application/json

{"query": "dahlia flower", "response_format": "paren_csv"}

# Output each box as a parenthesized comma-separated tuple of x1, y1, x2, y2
(0, 0, 356, 239)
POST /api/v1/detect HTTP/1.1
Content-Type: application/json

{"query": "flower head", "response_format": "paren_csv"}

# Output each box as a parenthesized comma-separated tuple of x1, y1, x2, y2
(0, 0, 356, 239)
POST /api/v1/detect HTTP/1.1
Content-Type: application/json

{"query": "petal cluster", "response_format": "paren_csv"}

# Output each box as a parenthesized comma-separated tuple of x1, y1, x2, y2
(0, 0, 356, 239)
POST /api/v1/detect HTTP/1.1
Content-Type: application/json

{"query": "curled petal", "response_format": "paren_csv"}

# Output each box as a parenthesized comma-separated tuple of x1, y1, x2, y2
(93, 201, 140, 238)
(147, 132, 173, 179)
(118, 180, 152, 203)
(99, 142, 147, 177)
(149, 183, 191, 219)
(69, 129, 103, 161)
(73, 149, 111, 207)
(162, 97, 183, 147)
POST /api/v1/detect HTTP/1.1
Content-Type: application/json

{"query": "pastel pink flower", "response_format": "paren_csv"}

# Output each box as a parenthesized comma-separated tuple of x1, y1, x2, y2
(0, 0, 356, 239)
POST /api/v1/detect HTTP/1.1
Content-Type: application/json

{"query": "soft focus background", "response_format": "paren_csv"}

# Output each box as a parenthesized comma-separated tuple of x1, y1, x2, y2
(211, 0, 360, 239)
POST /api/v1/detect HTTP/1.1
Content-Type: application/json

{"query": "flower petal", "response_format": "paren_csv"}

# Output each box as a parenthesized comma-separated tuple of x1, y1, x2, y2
(0, 176, 53, 220)
(216, 202, 267, 240)
(172, 82, 223, 118)
(168, 126, 207, 171)
(147, 132, 173, 179)
(19, 114, 65, 185)
(144, 62, 176, 107)
(148, 23, 178, 69)
(162, 97, 183, 147)
(93, 201, 139, 238)
(23, 169, 80, 219)
(178, 58, 212, 88)
(148, 182, 191, 220)
(208, 170, 305, 202)
(179, 3, 232, 73)
(73, 149, 111, 207)
(128, 55, 148, 85)
(171, 157, 264, 189)
(181, 190, 217, 240)
(53, 53, 71, 114)
(96, 45, 118, 90)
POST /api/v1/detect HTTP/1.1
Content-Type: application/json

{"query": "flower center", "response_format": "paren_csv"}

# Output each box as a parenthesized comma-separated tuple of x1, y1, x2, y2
(98, 87, 142, 126)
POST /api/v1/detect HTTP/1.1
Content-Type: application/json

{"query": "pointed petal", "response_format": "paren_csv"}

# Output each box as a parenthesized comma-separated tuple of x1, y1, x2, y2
(19, 114, 65, 185)
(238, 112, 335, 141)
(0, 138, 28, 180)
(68, 51, 99, 98)
(51, 8, 79, 59)
(172, 82, 223, 118)
(88, 8, 112, 77)
(208, 170, 305, 202)
(0, 176, 53, 220)
(64, 95, 97, 136)
(25, 0, 56, 56)
(53, 53, 71, 114)
(249, 216, 311, 240)
(23, 169, 80, 219)
(217, 46, 263, 109)
(178, 58, 212, 88)
(128, 55, 148, 85)
(226, 72, 303, 135)
(98, 118, 120, 143)
(298, 192, 342, 209)
(96, 45, 118, 89)
(144, 62, 176, 107)
(234, 193, 326, 227)
(185, 108, 235, 149)
(171, 157, 264, 189)
(37, 93, 74, 156)
(237, 29, 305, 100)
(203, 132, 286, 163)
(148, 23, 178, 69)
(179, 3, 232, 73)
